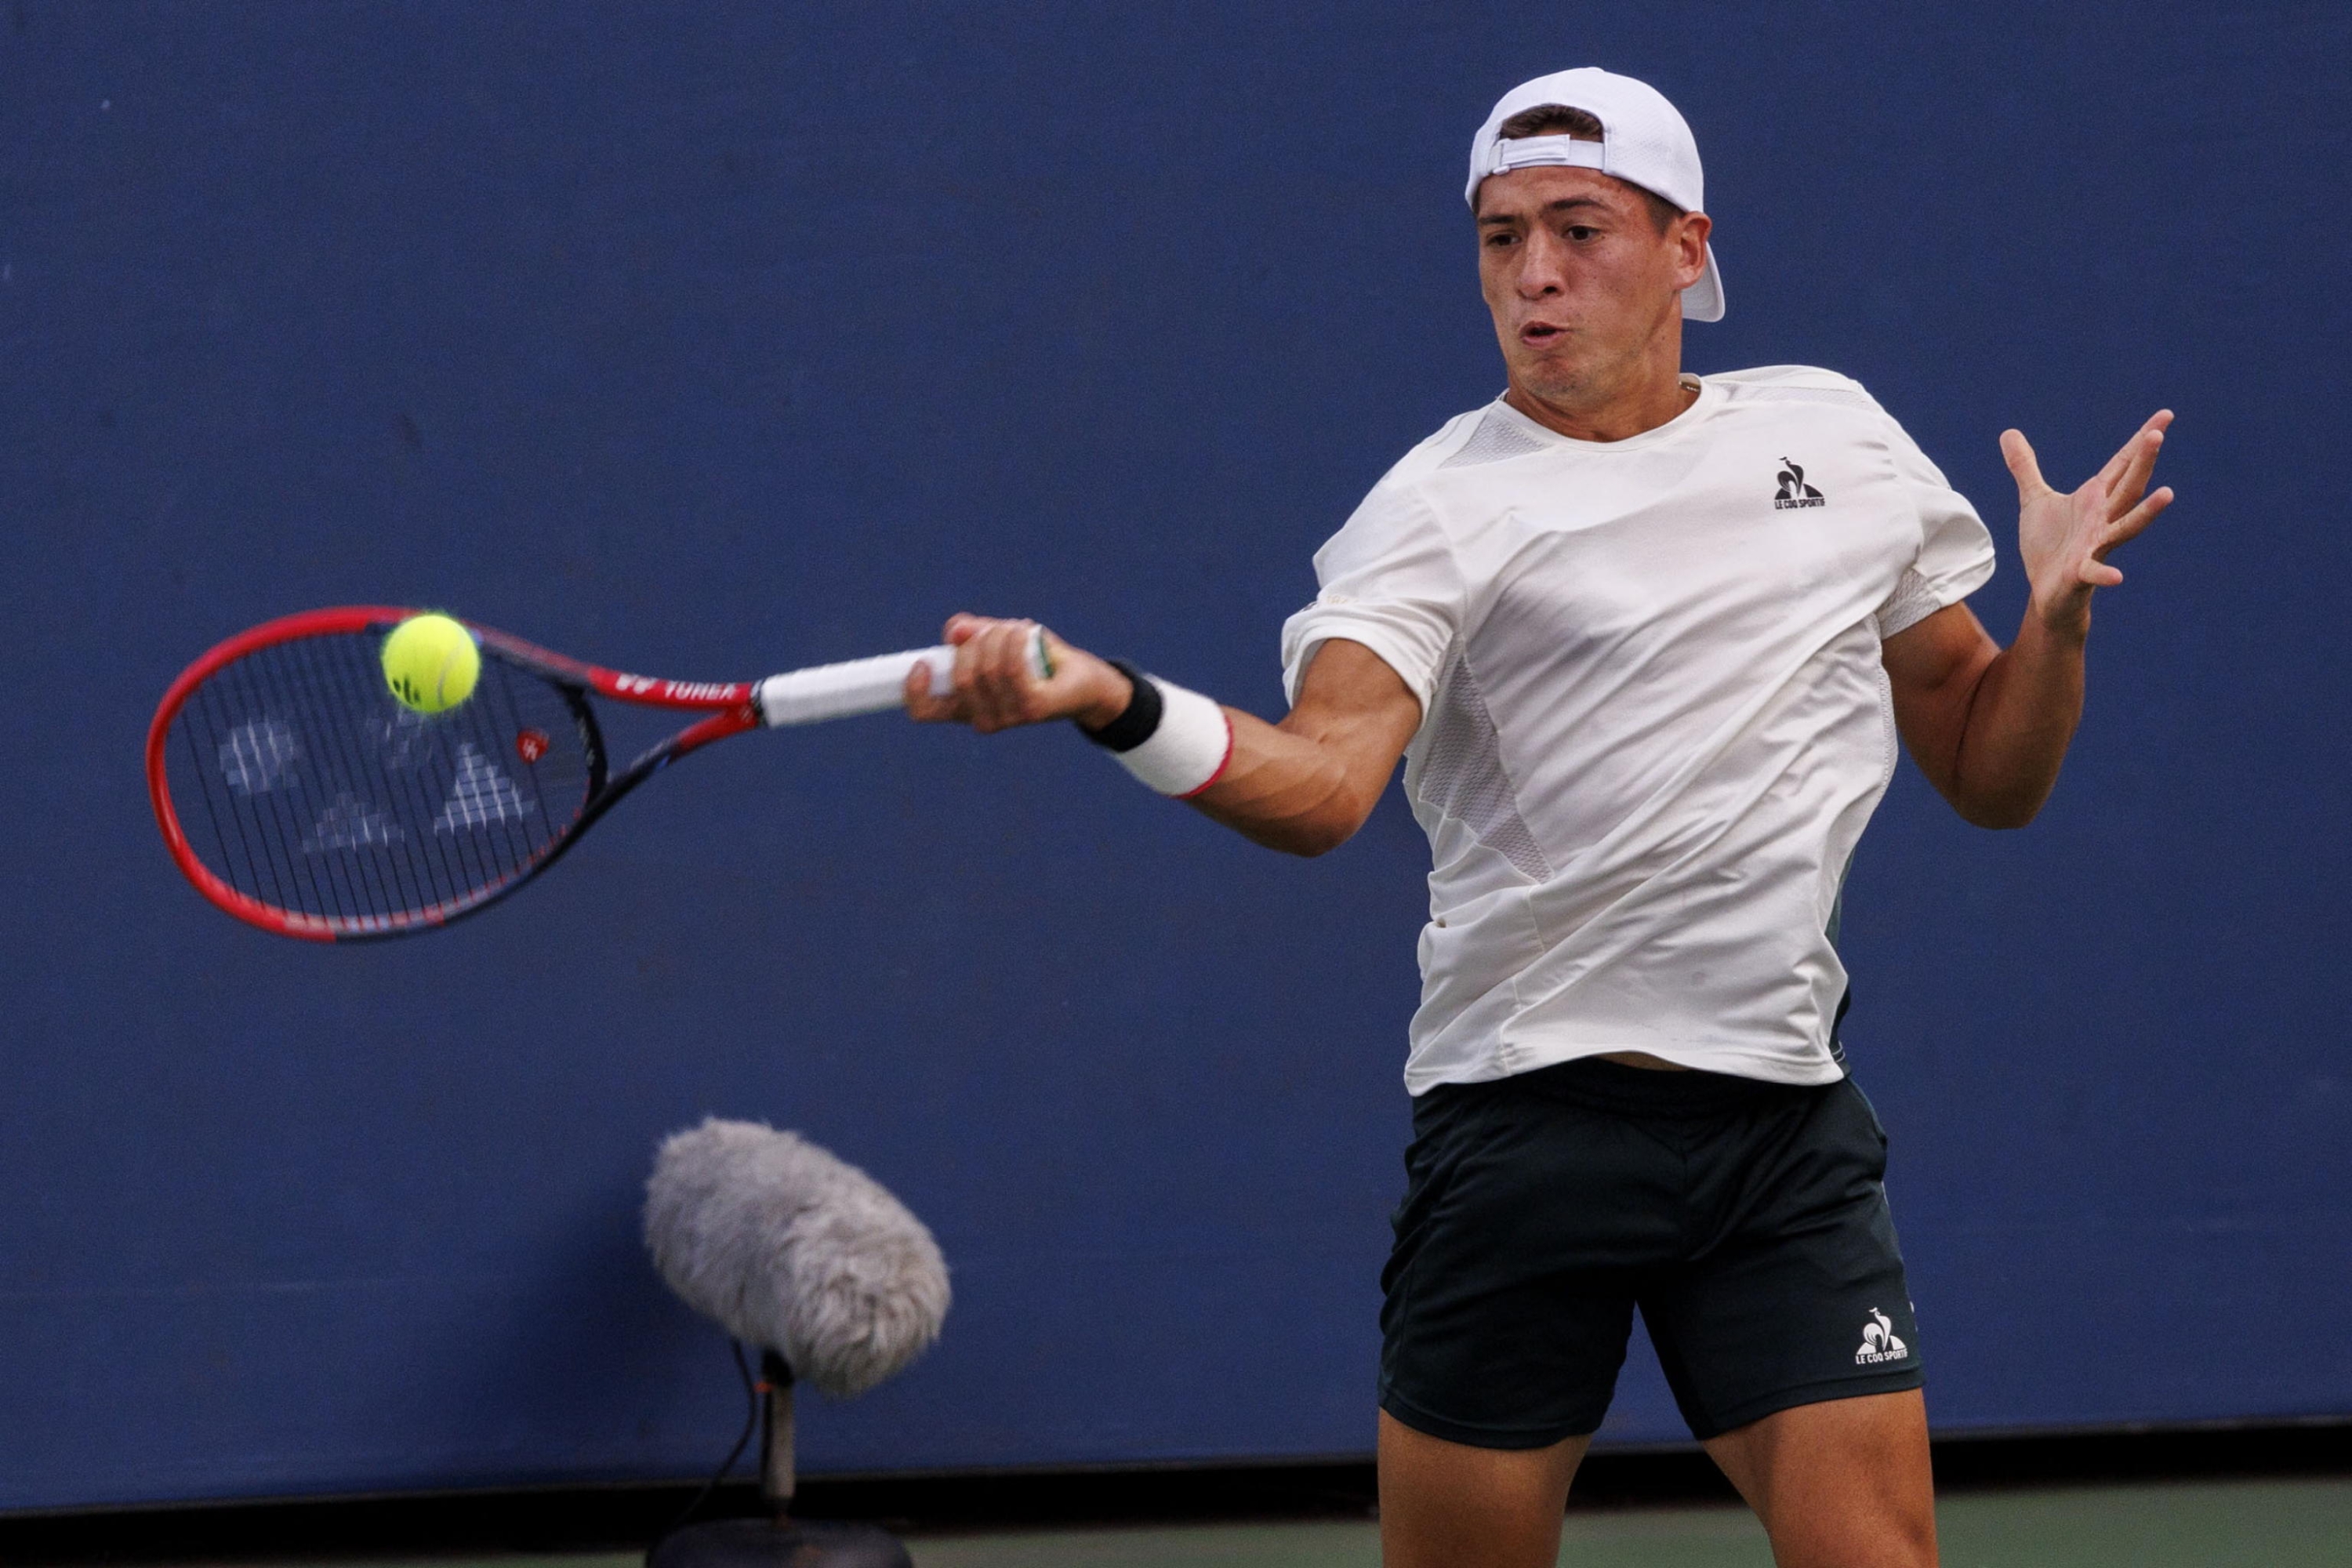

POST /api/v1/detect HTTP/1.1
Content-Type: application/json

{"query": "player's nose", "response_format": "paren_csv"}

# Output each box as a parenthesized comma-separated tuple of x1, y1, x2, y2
(1516, 228, 1570, 296)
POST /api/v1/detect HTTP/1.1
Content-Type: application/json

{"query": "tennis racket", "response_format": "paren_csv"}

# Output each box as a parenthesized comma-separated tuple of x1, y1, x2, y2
(147, 606, 1038, 942)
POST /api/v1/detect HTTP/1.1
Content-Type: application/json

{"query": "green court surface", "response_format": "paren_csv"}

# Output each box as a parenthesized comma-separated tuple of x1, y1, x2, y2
(213, 1477, 2352, 1568)
(905, 1479, 2352, 1566)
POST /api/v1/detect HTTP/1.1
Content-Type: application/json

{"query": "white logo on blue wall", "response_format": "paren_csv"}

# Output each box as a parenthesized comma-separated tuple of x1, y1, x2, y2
(1855, 1307, 1909, 1365)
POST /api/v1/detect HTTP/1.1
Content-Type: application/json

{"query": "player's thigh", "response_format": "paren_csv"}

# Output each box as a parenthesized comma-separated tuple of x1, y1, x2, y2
(1701, 1388, 1935, 1568)
(1378, 1410, 1588, 1568)
(1640, 1077, 1922, 1442)
(1381, 1072, 1672, 1446)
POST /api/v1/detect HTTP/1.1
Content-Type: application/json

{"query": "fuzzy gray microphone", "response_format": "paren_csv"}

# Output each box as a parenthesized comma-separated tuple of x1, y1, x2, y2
(644, 1118, 949, 1398)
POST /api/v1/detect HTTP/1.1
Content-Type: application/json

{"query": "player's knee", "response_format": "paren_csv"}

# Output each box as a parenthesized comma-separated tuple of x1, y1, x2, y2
(1775, 1490, 1936, 1568)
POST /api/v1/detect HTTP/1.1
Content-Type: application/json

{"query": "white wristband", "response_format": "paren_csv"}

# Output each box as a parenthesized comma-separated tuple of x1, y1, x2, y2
(1115, 678, 1234, 797)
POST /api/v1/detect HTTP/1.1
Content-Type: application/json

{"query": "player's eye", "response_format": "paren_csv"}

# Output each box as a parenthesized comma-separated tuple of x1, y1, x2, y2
(1565, 224, 1599, 241)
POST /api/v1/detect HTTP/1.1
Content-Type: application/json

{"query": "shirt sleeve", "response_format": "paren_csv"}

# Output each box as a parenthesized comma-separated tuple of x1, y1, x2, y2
(1874, 416, 1997, 640)
(1279, 480, 1461, 720)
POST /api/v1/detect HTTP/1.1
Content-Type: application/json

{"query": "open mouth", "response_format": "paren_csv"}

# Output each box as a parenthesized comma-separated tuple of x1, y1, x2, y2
(1520, 321, 1567, 346)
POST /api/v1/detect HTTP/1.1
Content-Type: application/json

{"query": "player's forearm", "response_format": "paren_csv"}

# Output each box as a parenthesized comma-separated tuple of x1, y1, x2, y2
(1946, 611, 2086, 829)
(1188, 707, 1385, 857)
(907, 619, 1416, 852)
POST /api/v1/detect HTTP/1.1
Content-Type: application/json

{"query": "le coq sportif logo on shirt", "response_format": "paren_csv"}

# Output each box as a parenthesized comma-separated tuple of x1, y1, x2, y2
(1774, 458, 1826, 510)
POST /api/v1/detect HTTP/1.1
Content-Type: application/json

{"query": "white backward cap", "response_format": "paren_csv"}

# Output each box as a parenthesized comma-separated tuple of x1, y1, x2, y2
(1465, 67, 1724, 323)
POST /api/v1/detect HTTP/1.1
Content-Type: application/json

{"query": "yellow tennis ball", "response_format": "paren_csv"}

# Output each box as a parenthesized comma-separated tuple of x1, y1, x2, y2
(381, 612, 481, 714)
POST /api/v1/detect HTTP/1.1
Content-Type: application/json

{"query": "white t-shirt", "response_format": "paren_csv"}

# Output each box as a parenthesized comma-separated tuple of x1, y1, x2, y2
(1280, 366, 1995, 1093)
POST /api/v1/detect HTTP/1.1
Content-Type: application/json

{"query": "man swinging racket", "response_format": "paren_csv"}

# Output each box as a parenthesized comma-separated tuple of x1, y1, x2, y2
(909, 67, 2173, 1568)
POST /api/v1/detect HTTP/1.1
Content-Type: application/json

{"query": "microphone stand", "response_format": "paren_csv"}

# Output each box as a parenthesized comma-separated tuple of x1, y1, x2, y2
(647, 1350, 912, 1568)
(760, 1350, 797, 1517)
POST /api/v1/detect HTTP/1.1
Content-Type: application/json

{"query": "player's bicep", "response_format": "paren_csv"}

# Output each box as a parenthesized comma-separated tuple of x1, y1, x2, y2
(1882, 600, 1999, 795)
(1282, 637, 1424, 787)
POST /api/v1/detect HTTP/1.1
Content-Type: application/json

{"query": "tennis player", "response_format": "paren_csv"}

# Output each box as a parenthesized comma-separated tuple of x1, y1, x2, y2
(909, 67, 2172, 1568)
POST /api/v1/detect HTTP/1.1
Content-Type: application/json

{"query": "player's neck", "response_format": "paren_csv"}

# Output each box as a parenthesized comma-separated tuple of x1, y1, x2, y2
(1503, 332, 1693, 444)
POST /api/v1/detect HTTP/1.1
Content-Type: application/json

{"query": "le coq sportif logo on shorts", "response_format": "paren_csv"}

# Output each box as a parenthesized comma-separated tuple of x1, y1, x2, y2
(1774, 458, 1826, 510)
(1855, 1307, 1910, 1365)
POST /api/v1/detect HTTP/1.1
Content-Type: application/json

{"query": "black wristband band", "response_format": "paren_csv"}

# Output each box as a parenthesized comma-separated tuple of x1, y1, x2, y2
(1076, 659, 1163, 753)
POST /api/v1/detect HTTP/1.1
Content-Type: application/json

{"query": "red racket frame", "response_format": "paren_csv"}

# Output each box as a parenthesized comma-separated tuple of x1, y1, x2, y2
(147, 606, 766, 942)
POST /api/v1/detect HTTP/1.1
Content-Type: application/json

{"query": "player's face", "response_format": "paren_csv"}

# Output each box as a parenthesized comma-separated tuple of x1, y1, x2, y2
(1475, 167, 1708, 407)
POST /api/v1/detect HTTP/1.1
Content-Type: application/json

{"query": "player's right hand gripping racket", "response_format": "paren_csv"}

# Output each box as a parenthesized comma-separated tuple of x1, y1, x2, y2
(146, 607, 1036, 941)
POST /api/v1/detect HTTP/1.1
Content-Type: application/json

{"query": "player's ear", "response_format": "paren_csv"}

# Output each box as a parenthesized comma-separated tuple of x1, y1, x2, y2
(1673, 211, 1711, 290)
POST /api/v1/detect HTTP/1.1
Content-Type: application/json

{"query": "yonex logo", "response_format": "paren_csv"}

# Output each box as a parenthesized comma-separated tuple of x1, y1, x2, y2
(1854, 1307, 1909, 1365)
(615, 674, 737, 702)
(1773, 458, 1826, 510)
(433, 742, 535, 833)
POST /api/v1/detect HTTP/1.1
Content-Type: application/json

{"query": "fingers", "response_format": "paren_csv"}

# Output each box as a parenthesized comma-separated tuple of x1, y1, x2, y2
(2070, 472, 2112, 554)
(2095, 483, 2175, 556)
(2056, 476, 2129, 591)
(2064, 470, 2173, 593)
(2013, 412, 2177, 517)
(2094, 408, 2172, 487)
(913, 615, 1120, 733)
(902, 658, 953, 724)
(2000, 428, 2047, 499)
(2100, 411, 2173, 518)
(923, 615, 1061, 734)
(910, 615, 1035, 728)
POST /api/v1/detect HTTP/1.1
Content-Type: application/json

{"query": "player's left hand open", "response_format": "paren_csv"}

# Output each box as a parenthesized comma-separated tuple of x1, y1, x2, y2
(2004, 410, 2176, 637)
(904, 613, 1132, 735)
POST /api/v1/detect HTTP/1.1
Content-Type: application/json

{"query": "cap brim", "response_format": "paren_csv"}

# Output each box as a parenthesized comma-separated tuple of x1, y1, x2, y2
(1683, 243, 1725, 323)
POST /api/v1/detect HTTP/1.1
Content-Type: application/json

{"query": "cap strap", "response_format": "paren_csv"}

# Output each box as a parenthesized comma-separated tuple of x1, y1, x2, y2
(1484, 133, 1608, 181)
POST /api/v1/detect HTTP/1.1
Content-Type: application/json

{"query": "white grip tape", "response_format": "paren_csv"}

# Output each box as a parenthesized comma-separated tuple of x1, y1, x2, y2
(753, 629, 1052, 728)
(1115, 678, 1234, 797)
(756, 646, 956, 728)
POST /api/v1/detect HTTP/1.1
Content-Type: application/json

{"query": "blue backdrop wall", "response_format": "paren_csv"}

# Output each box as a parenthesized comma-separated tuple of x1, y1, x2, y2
(4, 0, 2348, 1512)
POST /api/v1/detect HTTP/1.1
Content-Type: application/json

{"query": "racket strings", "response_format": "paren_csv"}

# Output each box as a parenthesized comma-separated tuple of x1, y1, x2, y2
(164, 632, 596, 932)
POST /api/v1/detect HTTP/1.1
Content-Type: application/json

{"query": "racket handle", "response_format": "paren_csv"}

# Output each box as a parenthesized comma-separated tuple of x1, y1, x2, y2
(753, 629, 1055, 728)
(754, 647, 953, 727)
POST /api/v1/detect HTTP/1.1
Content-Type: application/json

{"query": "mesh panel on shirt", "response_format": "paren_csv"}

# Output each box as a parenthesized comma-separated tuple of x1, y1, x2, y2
(1735, 383, 1878, 410)
(1875, 566, 1943, 638)
(1440, 410, 1550, 468)
(1417, 653, 1553, 882)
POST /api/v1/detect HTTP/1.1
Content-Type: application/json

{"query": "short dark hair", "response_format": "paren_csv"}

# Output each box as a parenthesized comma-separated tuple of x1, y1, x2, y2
(1495, 103, 1684, 234)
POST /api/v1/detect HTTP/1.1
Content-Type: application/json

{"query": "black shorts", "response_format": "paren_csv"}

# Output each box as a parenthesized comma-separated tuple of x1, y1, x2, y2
(1380, 1055, 1922, 1446)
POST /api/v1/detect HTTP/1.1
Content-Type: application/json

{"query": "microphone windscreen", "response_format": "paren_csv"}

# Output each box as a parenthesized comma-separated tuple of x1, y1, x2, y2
(644, 1118, 949, 1397)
